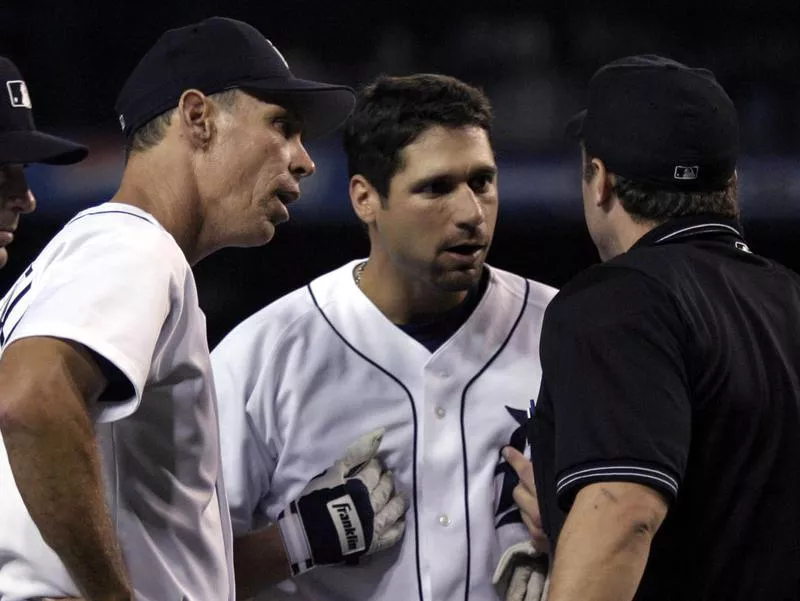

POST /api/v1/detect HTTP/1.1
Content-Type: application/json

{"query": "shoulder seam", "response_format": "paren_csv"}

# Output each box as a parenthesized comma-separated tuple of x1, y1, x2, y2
(68, 209, 158, 227)
(219, 288, 323, 363)
(554, 263, 692, 337)
(489, 268, 556, 307)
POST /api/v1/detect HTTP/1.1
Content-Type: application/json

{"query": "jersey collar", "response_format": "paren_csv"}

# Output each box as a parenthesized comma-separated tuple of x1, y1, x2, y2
(632, 215, 745, 249)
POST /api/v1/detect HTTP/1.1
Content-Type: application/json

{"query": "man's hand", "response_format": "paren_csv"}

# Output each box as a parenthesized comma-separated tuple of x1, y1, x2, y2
(493, 540, 550, 601)
(503, 446, 549, 554)
(277, 428, 408, 575)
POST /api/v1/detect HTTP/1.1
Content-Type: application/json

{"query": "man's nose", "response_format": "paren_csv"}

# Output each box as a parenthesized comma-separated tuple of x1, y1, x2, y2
(290, 139, 316, 179)
(2, 170, 36, 214)
(454, 185, 486, 229)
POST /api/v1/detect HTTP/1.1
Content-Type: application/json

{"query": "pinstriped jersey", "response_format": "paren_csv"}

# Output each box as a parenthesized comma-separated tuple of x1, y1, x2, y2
(212, 261, 556, 601)
(0, 203, 234, 601)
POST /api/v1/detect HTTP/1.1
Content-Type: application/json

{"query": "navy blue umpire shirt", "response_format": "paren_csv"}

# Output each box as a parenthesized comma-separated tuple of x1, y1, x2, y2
(529, 215, 800, 600)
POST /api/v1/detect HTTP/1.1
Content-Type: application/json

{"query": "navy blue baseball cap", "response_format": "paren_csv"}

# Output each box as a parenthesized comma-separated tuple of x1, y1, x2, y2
(115, 16, 355, 140)
(0, 56, 88, 165)
(566, 54, 738, 191)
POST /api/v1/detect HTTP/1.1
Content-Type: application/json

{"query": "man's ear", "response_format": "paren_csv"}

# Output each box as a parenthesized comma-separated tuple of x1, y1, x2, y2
(176, 89, 213, 150)
(591, 157, 614, 210)
(350, 175, 384, 226)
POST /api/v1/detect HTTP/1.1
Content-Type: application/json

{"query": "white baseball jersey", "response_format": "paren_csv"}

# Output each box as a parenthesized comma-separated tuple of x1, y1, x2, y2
(0, 203, 234, 601)
(212, 260, 556, 601)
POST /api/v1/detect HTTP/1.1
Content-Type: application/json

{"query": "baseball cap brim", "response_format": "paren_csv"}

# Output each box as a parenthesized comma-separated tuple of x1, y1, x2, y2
(0, 130, 88, 165)
(565, 109, 587, 140)
(242, 77, 355, 140)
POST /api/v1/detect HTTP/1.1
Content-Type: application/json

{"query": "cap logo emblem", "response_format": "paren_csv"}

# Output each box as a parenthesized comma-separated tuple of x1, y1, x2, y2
(6, 80, 32, 109)
(674, 165, 699, 180)
(118, 114, 126, 131)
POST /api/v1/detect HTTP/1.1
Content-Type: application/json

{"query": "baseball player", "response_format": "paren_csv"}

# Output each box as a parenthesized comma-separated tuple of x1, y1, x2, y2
(212, 73, 556, 601)
(0, 17, 354, 601)
(0, 55, 87, 269)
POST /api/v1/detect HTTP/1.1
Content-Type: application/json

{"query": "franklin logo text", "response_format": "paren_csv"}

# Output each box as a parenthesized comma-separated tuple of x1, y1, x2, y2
(327, 496, 366, 555)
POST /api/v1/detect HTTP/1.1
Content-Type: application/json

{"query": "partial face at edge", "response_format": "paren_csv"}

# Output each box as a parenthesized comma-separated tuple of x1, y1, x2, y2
(200, 92, 315, 247)
(0, 164, 36, 269)
(372, 125, 499, 291)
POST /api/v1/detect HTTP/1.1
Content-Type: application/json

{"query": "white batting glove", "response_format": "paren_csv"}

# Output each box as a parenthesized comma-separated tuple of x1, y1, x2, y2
(277, 428, 408, 576)
(492, 540, 550, 601)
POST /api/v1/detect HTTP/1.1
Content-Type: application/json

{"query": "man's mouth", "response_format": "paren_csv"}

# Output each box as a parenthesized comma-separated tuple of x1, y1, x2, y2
(275, 189, 299, 205)
(444, 243, 486, 257)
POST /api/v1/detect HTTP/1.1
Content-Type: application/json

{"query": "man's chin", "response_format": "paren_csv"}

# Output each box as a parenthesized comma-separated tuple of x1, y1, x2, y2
(260, 223, 276, 245)
(435, 264, 484, 292)
(238, 221, 276, 248)
(0, 247, 8, 269)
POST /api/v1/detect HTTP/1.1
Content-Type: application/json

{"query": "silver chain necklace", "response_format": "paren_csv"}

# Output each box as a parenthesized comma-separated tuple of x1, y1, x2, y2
(353, 261, 367, 287)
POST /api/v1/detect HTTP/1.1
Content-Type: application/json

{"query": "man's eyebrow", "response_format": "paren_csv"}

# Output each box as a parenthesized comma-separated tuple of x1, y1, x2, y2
(412, 164, 496, 182)
(409, 172, 456, 190)
(408, 165, 497, 192)
(470, 165, 498, 177)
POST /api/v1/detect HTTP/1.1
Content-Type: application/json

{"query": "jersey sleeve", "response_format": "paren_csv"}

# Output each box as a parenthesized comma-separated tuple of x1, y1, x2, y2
(212, 328, 277, 536)
(541, 267, 691, 510)
(5, 215, 184, 423)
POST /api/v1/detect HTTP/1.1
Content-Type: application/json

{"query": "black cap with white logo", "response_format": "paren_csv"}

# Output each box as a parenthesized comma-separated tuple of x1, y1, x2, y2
(566, 54, 738, 191)
(0, 56, 88, 165)
(115, 16, 356, 141)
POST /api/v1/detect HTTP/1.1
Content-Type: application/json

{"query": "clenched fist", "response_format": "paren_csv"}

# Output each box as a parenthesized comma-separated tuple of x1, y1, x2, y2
(277, 428, 408, 575)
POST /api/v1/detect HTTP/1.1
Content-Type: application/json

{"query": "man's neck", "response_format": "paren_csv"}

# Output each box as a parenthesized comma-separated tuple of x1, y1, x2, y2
(110, 151, 205, 265)
(601, 214, 660, 261)
(356, 256, 471, 325)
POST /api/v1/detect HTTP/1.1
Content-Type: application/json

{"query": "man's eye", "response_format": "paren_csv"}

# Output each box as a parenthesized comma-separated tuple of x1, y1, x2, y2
(420, 180, 454, 196)
(273, 119, 289, 136)
(469, 173, 494, 193)
(274, 118, 302, 139)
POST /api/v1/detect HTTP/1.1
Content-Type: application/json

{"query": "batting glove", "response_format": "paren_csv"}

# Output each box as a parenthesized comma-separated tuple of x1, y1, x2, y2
(276, 428, 408, 576)
(492, 540, 550, 601)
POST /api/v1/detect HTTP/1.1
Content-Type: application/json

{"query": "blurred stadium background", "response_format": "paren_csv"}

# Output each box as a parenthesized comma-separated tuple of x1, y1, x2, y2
(2, 0, 799, 346)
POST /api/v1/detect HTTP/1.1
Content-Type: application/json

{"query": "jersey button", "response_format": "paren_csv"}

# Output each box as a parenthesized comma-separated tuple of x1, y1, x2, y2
(438, 514, 451, 527)
(435, 406, 446, 418)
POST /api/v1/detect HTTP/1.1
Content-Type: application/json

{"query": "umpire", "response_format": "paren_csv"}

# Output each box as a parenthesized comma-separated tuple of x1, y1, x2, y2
(528, 55, 800, 600)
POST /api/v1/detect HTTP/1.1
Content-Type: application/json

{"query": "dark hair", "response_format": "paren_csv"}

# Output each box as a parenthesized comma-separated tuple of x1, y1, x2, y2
(582, 149, 739, 222)
(343, 73, 492, 201)
(124, 89, 240, 160)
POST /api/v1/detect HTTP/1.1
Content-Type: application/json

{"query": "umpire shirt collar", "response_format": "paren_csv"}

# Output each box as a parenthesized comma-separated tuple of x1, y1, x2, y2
(632, 215, 745, 250)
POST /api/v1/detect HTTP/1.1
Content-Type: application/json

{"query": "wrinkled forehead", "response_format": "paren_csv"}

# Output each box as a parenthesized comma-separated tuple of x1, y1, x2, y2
(396, 124, 495, 178)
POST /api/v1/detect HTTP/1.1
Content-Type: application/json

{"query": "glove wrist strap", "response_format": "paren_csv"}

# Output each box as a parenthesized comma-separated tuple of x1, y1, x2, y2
(277, 501, 314, 576)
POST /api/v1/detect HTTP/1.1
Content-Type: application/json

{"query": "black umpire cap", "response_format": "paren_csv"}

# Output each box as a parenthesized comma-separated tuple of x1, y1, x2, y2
(0, 56, 88, 165)
(567, 54, 738, 191)
(115, 16, 356, 141)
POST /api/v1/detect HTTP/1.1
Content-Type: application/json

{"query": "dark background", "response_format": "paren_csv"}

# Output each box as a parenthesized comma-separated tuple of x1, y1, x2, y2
(2, 1, 799, 347)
